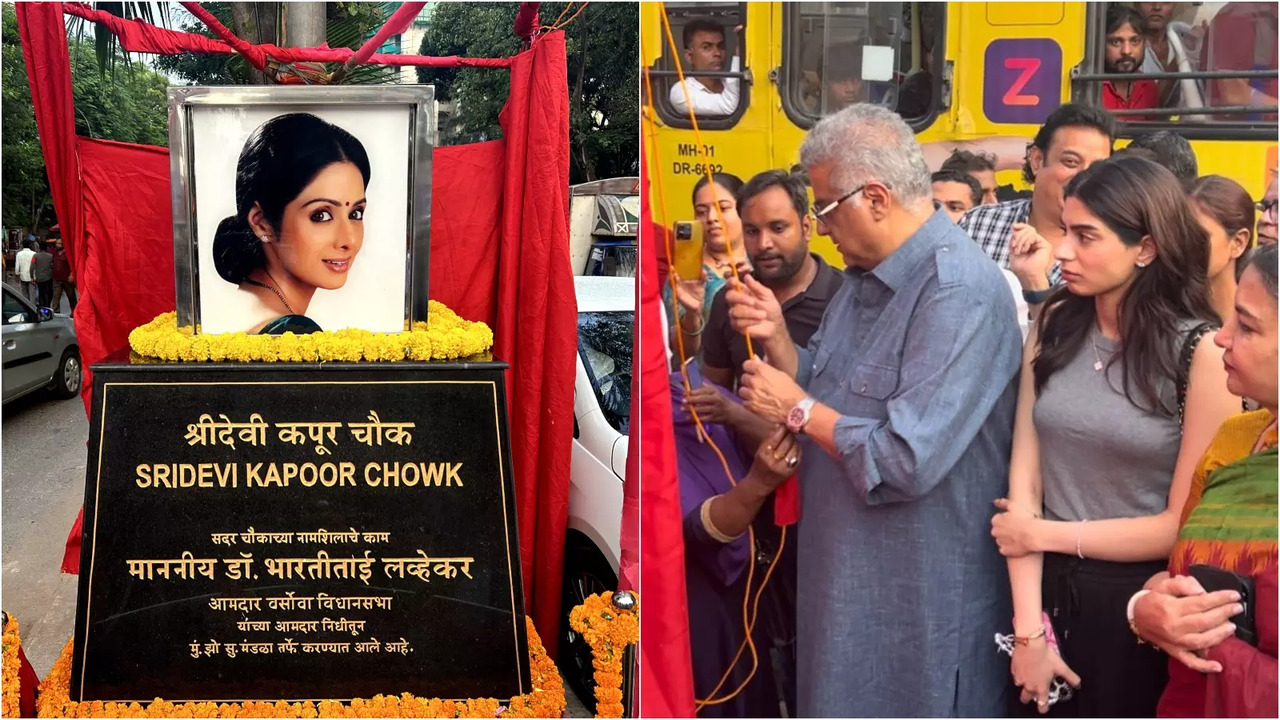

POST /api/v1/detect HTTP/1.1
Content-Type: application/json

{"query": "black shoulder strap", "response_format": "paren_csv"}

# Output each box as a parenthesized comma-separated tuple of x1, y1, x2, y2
(1177, 321, 1217, 426)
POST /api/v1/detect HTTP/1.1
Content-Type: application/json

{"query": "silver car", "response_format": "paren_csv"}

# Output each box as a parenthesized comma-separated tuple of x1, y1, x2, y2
(2, 283, 81, 403)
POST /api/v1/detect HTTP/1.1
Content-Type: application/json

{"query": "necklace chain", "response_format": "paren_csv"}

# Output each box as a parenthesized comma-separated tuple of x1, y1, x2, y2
(1090, 336, 1106, 372)
(250, 272, 295, 315)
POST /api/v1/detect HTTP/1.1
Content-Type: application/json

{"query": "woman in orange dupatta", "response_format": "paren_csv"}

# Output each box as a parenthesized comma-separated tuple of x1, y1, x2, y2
(1131, 244, 1278, 718)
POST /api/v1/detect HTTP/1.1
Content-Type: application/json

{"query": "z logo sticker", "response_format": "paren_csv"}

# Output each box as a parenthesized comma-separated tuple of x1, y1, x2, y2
(984, 39, 1062, 124)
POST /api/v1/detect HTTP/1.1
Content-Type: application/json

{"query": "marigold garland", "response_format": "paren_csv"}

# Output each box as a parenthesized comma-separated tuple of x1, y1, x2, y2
(568, 592, 639, 719)
(2, 615, 21, 719)
(128, 301, 493, 363)
(35, 617, 564, 718)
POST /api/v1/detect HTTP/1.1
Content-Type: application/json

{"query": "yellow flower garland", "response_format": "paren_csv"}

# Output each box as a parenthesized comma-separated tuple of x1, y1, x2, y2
(568, 592, 639, 719)
(35, 617, 565, 718)
(128, 301, 493, 363)
(2, 615, 21, 719)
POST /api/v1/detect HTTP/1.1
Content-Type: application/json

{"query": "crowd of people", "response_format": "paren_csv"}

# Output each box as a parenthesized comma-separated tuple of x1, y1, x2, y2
(9, 234, 76, 314)
(659, 99, 1277, 718)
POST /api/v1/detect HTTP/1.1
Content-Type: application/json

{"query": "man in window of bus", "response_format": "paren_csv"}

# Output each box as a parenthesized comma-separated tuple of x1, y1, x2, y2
(807, 42, 864, 115)
(1135, 2, 1195, 106)
(1103, 4, 1161, 121)
(959, 103, 1115, 317)
(669, 19, 741, 117)
(724, 103, 1020, 718)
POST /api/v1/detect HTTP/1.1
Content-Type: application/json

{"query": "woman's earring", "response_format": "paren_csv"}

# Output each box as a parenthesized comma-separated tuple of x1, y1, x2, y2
(1136, 261, 1147, 268)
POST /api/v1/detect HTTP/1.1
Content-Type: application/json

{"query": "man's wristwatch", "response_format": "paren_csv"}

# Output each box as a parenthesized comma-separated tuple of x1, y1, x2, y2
(786, 397, 816, 434)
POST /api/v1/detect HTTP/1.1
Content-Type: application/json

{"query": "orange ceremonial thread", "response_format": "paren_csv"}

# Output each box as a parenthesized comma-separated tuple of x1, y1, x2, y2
(548, 2, 590, 32)
(653, 7, 787, 712)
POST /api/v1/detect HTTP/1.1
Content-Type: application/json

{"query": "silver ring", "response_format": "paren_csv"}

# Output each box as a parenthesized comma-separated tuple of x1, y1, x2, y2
(786, 456, 798, 468)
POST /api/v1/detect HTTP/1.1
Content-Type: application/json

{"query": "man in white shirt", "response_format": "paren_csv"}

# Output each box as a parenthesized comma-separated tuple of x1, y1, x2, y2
(668, 19, 740, 117)
(15, 239, 36, 303)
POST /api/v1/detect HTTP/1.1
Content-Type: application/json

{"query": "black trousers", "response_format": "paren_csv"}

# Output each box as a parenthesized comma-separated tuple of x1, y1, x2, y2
(36, 280, 53, 309)
(1009, 553, 1169, 718)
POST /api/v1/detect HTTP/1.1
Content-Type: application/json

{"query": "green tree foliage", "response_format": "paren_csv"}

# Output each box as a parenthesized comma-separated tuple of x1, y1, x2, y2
(2, 4, 169, 231)
(155, 2, 395, 86)
(417, 2, 638, 183)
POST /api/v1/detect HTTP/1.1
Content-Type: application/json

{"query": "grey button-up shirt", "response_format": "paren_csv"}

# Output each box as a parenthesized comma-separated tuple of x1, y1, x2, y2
(793, 209, 1021, 717)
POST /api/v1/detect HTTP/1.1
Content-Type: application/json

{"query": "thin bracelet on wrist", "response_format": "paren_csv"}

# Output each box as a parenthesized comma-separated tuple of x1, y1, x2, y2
(1075, 519, 1089, 559)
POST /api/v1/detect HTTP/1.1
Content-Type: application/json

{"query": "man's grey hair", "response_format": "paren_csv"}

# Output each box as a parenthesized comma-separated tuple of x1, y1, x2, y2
(799, 103, 932, 207)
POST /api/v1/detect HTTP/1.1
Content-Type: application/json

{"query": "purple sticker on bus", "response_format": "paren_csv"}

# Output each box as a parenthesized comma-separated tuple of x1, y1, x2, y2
(983, 39, 1063, 125)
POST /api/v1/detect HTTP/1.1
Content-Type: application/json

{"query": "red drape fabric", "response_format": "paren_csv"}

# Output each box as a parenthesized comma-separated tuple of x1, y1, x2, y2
(18, 645, 39, 718)
(638, 145, 696, 718)
(18, 3, 83, 285)
(494, 33, 577, 654)
(24, 2, 576, 652)
(63, 3, 513, 68)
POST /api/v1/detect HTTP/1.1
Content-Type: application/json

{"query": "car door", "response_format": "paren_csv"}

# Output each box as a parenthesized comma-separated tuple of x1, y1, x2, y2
(2, 286, 52, 400)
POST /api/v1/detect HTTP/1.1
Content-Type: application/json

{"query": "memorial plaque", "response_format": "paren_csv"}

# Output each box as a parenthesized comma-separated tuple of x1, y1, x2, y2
(71, 354, 530, 703)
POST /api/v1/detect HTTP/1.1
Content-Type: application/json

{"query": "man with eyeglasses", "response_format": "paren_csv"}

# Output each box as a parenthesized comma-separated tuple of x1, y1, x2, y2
(723, 103, 1021, 718)
(1258, 173, 1277, 245)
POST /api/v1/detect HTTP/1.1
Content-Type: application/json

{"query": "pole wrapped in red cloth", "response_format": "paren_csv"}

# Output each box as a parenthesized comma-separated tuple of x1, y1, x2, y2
(638, 140, 697, 718)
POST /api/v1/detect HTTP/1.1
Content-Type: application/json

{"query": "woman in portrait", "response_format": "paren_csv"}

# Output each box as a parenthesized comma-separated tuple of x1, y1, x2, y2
(213, 112, 371, 334)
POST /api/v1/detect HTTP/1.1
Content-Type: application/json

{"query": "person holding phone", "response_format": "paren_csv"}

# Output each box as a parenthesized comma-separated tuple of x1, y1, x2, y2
(669, 173, 748, 362)
(1131, 243, 1277, 718)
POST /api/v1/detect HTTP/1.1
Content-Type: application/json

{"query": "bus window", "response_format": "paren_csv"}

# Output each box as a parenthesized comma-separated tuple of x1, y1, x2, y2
(781, 2, 945, 130)
(650, 2, 748, 129)
(1076, 2, 1276, 135)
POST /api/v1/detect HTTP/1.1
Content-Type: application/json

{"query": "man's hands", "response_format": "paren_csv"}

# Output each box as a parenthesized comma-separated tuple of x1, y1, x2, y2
(1132, 574, 1243, 673)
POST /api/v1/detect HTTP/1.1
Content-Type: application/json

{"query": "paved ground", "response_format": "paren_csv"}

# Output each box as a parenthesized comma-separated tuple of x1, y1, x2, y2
(1, 385, 87, 676)
(0, 376, 591, 716)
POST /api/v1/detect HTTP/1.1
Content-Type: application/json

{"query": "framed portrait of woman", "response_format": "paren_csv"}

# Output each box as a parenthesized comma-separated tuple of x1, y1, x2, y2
(168, 86, 435, 335)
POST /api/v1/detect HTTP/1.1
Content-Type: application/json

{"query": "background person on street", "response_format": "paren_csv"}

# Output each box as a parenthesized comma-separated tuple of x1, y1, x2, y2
(669, 19, 741, 117)
(1102, 5, 1160, 120)
(51, 236, 77, 315)
(15, 240, 35, 303)
(32, 241, 54, 309)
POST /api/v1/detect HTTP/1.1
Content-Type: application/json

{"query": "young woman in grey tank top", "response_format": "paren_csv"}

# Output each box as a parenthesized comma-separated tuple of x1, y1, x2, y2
(989, 156, 1242, 717)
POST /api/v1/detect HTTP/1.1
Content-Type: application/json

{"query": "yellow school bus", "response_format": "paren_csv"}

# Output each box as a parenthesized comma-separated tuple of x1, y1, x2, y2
(642, 1, 1277, 264)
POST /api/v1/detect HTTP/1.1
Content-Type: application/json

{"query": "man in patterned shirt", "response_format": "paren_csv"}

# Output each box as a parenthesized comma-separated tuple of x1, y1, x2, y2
(959, 103, 1115, 314)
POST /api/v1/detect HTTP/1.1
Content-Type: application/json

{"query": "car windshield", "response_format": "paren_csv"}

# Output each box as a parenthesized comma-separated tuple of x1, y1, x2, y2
(578, 310, 633, 435)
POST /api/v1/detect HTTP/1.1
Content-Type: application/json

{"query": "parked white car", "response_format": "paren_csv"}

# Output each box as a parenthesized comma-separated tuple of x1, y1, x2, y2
(559, 275, 632, 709)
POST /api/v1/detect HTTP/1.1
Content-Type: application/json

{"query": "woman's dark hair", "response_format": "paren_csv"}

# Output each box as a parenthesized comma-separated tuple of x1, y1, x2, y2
(1033, 155, 1218, 415)
(1241, 243, 1278, 298)
(213, 113, 371, 284)
(691, 172, 744, 207)
(1188, 175, 1255, 250)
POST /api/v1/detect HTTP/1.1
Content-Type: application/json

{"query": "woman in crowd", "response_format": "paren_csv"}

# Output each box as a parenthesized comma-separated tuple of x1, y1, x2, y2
(214, 113, 370, 334)
(990, 155, 1241, 716)
(1130, 243, 1277, 718)
(1188, 175, 1254, 324)
(670, 173, 747, 360)
(670, 370, 798, 717)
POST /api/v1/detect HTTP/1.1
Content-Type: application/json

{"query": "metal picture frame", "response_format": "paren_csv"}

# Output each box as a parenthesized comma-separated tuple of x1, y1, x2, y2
(168, 85, 436, 333)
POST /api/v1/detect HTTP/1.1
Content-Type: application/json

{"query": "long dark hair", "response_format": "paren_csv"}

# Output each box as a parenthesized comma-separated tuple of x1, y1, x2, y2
(213, 113, 371, 284)
(1033, 155, 1218, 415)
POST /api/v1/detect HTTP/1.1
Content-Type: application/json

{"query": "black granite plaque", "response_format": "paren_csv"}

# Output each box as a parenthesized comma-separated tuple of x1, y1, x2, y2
(71, 353, 530, 703)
